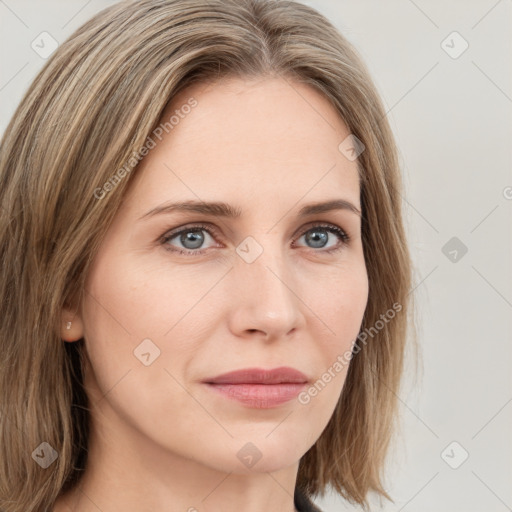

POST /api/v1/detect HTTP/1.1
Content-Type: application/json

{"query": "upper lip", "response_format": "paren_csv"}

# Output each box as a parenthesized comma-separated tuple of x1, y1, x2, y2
(203, 367, 308, 384)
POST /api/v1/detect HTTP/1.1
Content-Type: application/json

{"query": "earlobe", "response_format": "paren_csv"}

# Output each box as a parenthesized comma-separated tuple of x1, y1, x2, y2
(61, 307, 84, 342)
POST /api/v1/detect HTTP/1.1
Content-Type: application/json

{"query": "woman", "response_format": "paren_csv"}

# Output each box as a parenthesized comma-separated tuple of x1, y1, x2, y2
(0, 1, 414, 511)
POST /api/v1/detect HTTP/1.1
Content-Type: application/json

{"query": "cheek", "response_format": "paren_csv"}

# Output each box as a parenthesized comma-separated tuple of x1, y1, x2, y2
(80, 253, 170, 399)
(83, 251, 219, 341)
(291, 262, 368, 415)
(309, 262, 369, 350)
(80, 252, 228, 401)
(80, 254, 214, 446)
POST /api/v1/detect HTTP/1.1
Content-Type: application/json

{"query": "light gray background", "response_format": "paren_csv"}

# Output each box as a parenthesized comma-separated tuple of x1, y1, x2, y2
(1, 1, 511, 511)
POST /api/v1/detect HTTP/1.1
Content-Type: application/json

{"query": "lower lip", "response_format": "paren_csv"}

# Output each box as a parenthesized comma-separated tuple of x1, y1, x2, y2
(204, 383, 307, 408)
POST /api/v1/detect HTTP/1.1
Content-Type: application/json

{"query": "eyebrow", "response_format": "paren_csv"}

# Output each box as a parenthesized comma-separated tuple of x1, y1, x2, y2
(139, 198, 361, 221)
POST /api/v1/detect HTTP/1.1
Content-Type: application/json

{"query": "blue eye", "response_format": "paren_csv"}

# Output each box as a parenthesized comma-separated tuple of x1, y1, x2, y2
(160, 223, 219, 255)
(296, 224, 350, 252)
(160, 222, 350, 256)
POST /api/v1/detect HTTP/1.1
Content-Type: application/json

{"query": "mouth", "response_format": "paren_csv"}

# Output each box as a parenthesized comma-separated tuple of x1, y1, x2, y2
(202, 367, 308, 409)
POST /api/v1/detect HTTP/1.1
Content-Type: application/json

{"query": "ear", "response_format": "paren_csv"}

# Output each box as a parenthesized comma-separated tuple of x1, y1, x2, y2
(61, 305, 84, 342)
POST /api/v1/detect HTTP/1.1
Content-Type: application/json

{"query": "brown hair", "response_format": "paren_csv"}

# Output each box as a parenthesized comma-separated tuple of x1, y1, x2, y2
(0, 0, 414, 510)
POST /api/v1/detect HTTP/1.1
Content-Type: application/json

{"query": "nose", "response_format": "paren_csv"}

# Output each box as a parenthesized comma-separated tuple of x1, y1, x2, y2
(226, 240, 305, 341)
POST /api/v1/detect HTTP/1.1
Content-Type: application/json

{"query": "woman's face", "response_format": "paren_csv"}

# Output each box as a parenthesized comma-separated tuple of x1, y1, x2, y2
(73, 76, 368, 474)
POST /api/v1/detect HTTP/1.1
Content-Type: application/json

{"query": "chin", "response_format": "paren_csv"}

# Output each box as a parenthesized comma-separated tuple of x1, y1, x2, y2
(212, 436, 307, 474)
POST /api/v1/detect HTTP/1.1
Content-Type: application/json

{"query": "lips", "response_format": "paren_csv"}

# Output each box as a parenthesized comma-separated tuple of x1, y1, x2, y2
(203, 366, 308, 385)
(202, 367, 308, 408)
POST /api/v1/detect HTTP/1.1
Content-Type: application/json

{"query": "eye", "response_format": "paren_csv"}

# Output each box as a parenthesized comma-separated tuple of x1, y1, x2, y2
(160, 222, 350, 256)
(160, 223, 220, 255)
(294, 223, 350, 253)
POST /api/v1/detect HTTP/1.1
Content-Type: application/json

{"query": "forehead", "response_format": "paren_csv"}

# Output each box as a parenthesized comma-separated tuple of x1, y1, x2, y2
(126, 76, 360, 211)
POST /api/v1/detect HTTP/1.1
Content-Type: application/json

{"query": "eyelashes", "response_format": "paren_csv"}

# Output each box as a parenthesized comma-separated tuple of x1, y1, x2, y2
(160, 222, 351, 257)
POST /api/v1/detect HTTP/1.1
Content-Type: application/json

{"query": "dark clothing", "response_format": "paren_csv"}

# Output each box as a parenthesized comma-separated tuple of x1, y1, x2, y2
(294, 488, 323, 512)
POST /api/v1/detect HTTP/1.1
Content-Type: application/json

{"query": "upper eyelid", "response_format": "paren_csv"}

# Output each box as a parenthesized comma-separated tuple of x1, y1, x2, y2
(161, 220, 350, 245)
(161, 222, 221, 241)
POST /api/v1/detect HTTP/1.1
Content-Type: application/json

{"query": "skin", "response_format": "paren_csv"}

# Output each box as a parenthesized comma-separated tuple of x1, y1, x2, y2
(55, 76, 369, 512)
